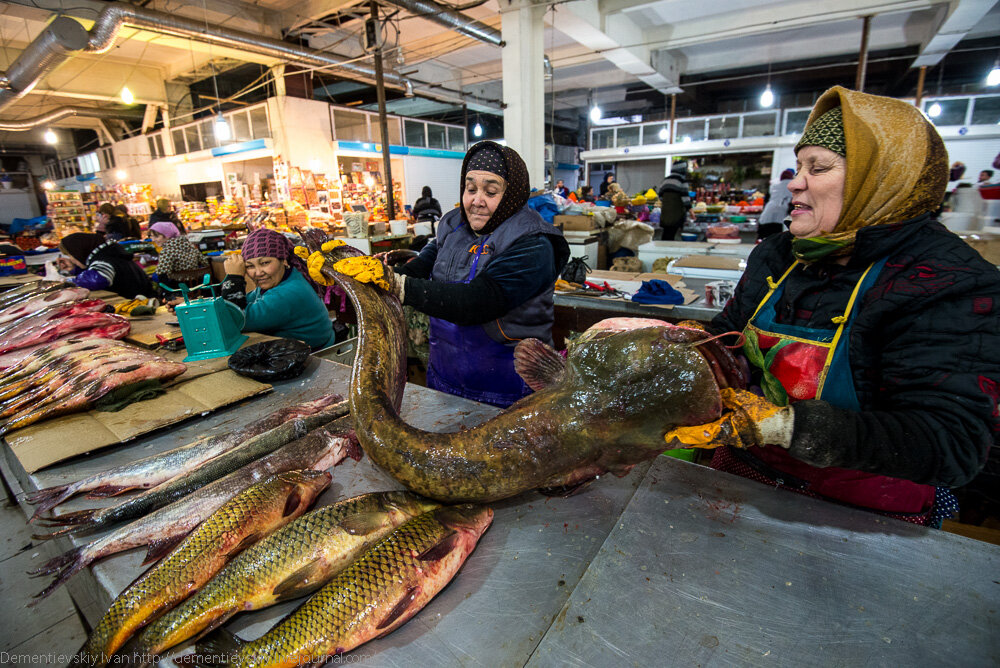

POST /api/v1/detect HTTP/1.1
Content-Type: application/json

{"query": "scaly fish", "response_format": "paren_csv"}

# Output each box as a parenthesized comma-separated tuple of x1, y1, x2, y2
(0, 286, 89, 324)
(307, 239, 745, 503)
(134, 491, 440, 656)
(76, 470, 332, 667)
(0, 280, 64, 310)
(30, 417, 361, 601)
(195, 504, 493, 667)
(26, 394, 344, 518)
(0, 298, 106, 340)
(32, 402, 349, 535)
(0, 310, 128, 355)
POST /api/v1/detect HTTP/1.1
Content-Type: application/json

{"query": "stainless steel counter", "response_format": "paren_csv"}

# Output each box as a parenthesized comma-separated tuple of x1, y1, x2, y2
(555, 277, 723, 323)
(3, 359, 998, 666)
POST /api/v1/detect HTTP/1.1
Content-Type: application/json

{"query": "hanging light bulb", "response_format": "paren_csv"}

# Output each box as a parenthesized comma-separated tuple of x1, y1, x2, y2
(42, 180, 55, 190)
(473, 123, 483, 138)
(590, 105, 602, 123)
(115, 170, 127, 180)
(120, 86, 134, 104)
(44, 129, 57, 144)
(214, 113, 231, 141)
(760, 84, 774, 108)
(658, 127, 668, 141)
(928, 102, 942, 118)
(987, 61, 1000, 86)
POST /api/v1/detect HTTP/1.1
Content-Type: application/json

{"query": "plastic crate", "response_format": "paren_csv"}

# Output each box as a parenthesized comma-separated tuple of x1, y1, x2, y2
(314, 337, 357, 366)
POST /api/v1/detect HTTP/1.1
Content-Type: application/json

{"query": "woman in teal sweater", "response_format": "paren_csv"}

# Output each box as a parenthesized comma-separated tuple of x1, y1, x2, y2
(220, 228, 337, 350)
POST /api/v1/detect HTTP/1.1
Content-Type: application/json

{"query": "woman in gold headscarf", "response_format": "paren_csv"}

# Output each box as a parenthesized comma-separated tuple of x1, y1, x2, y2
(665, 86, 1000, 527)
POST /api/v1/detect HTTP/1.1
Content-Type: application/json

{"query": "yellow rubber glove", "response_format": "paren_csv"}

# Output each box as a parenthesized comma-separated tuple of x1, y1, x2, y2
(332, 256, 392, 291)
(665, 388, 794, 450)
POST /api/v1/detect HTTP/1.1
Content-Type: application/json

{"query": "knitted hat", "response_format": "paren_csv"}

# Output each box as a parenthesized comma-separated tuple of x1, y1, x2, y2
(796, 106, 846, 156)
(242, 228, 293, 261)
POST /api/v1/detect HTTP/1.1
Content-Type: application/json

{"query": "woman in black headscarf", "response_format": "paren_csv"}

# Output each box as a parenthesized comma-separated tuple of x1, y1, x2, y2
(383, 141, 570, 407)
(59, 232, 153, 298)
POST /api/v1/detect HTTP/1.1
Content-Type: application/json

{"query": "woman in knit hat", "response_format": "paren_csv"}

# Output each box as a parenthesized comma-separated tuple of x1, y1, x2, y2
(666, 86, 1000, 527)
(220, 228, 337, 349)
(378, 140, 569, 407)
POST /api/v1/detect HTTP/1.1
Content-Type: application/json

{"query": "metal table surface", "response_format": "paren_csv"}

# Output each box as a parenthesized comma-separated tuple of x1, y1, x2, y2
(554, 277, 722, 323)
(3, 359, 999, 666)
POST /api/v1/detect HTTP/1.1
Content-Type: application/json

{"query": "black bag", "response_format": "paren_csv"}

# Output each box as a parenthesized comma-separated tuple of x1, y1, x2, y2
(228, 338, 312, 381)
(561, 255, 590, 284)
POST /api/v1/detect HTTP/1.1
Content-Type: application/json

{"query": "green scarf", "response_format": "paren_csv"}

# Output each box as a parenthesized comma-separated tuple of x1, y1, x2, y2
(790, 229, 857, 262)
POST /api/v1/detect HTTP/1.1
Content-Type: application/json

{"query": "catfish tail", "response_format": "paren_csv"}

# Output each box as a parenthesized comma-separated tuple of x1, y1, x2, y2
(28, 546, 89, 603)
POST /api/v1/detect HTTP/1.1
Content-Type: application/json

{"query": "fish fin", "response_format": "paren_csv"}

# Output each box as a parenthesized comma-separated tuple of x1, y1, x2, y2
(231, 532, 262, 556)
(272, 559, 327, 601)
(537, 478, 596, 497)
(187, 628, 244, 666)
(85, 484, 141, 498)
(31, 507, 97, 528)
(24, 483, 75, 514)
(416, 530, 460, 562)
(340, 511, 388, 536)
(283, 491, 303, 517)
(513, 339, 566, 391)
(28, 546, 87, 603)
(143, 535, 185, 565)
(375, 585, 423, 632)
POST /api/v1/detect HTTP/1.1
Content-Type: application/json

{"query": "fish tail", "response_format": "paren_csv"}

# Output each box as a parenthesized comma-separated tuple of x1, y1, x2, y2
(187, 628, 244, 666)
(28, 547, 89, 602)
(25, 482, 79, 516)
(31, 507, 98, 528)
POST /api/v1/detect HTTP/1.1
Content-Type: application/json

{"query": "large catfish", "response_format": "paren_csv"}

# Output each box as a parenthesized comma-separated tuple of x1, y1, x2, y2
(307, 240, 745, 503)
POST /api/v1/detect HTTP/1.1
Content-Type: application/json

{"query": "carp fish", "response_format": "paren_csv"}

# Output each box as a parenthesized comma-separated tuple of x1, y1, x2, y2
(306, 240, 746, 503)
(193, 504, 493, 667)
(75, 470, 331, 667)
(133, 491, 440, 656)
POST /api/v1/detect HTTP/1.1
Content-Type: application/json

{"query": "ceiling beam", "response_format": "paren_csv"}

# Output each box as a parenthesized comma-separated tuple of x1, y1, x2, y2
(911, 0, 1000, 67)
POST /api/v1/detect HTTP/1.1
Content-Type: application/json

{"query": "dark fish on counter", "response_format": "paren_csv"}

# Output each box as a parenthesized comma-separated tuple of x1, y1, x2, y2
(193, 504, 493, 668)
(0, 352, 181, 437)
(305, 240, 746, 503)
(26, 394, 345, 518)
(33, 401, 349, 535)
(0, 310, 128, 355)
(134, 491, 440, 656)
(0, 285, 90, 324)
(30, 418, 361, 601)
(76, 470, 331, 667)
(0, 280, 65, 310)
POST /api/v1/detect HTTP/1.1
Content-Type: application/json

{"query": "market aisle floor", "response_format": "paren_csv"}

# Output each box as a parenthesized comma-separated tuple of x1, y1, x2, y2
(0, 499, 87, 662)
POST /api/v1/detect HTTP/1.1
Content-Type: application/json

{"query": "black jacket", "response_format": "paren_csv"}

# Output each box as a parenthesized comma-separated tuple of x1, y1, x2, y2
(710, 214, 1000, 488)
(86, 240, 154, 299)
(657, 176, 691, 229)
(411, 196, 442, 221)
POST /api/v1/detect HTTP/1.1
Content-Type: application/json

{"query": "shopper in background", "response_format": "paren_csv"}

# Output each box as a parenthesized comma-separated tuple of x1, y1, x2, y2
(114, 204, 143, 239)
(599, 172, 615, 197)
(149, 198, 186, 234)
(758, 168, 796, 241)
(411, 186, 442, 224)
(58, 232, 153, 298)
(577, 184, 596, 203)
(358, 140, 570, 407)
(977, 170, 995, 188)
(97, 203, 128, 240)
(554, 179, 570, 198)
(666, 86, 1000, 527)
(656, 170, 692, 241)
(149, 221, 207, 290)
(221, 227, 336, 350)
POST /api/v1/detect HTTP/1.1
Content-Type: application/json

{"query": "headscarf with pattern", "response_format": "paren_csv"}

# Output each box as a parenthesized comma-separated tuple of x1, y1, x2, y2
(790, 86, 948, 262)
(460, 140, 530, 235)
(241, 228, 321, 294)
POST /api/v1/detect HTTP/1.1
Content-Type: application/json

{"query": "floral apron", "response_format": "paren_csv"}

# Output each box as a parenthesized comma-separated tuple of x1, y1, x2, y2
(712, 259, 956, 526)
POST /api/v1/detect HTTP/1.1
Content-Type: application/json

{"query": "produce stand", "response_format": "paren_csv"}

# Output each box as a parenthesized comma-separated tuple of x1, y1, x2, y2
(2, 357, 998, 666)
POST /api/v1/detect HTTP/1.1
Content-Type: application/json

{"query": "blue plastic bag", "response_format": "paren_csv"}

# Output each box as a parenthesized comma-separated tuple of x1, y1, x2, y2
(526, 193, 560, 224)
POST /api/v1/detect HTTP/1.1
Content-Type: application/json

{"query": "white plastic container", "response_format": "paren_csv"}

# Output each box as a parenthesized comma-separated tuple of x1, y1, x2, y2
(413, 222, 433, 236)
(389, 219, 408, 236)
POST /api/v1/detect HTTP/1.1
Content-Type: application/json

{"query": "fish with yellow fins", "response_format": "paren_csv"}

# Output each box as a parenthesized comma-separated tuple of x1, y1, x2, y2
(193, 504, 493, 667)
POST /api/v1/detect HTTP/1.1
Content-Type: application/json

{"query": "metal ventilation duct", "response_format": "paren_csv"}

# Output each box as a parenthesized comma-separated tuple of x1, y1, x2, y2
(0, 16, 89, 110)
(379, 0, 503, 47)
(0, 106, 143, 130)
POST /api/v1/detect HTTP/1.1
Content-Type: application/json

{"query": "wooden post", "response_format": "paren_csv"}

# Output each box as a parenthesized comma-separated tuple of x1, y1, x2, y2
(855, 15, 871, 92)
(915, 66, 927, 108)
(669, 93, 676, 144)
(371, 0, 395, 220)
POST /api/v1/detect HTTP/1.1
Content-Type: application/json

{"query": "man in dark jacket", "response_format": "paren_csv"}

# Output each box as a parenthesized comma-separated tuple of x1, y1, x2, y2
(411, 186, 442, 222)
(656, 171, 692, 241)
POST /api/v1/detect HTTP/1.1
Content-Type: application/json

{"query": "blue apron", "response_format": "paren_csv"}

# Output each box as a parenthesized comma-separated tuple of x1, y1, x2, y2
(427, 235, 531, 408)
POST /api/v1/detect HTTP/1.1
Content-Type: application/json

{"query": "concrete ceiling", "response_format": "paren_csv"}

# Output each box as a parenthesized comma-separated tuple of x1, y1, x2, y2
(0, 0, 998, 153)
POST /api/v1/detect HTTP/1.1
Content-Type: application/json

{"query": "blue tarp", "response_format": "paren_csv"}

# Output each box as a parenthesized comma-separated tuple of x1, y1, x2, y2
(8, 216, 50, 236)
(526, 193, 560, 224)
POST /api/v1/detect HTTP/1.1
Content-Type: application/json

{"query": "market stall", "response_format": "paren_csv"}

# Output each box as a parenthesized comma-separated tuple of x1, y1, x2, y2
(2, 356, 996, 666)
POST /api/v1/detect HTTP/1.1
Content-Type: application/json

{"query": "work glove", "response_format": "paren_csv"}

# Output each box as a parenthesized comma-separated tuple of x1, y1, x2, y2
(331, 256, 405, 300)
(664, 388, 794, 450)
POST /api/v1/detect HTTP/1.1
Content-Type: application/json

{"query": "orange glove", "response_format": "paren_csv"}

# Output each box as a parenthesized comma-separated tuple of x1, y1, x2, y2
(665, 388, 794, 450)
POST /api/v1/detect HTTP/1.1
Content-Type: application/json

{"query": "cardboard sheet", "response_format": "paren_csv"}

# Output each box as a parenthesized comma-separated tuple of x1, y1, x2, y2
(0, 274, 42, 288)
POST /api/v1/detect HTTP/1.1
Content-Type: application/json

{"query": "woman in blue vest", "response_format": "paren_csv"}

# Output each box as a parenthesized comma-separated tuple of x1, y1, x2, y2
(381, 141, 569, 407)
(666, 87, 1000, 527)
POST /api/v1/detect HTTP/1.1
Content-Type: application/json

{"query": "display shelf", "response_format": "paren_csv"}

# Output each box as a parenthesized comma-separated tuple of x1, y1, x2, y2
(46, 190, 90, 233)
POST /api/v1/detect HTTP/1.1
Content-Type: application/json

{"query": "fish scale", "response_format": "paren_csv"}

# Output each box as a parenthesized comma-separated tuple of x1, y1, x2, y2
(76, 470, 331, 668)
(134, 491, 440, 655)
(224, 505, 492, 668)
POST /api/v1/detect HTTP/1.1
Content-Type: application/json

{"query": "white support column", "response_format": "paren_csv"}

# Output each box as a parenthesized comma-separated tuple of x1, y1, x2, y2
(501, 0, 546, 189)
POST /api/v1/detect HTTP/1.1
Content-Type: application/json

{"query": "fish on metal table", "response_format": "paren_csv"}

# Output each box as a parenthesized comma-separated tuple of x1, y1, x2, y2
(26, 394, 344, 518)
(134, 491, 440, 656)
(193, 504, 493, 668)
(75, 470, 331, 667)
(30, 417, 361, 601)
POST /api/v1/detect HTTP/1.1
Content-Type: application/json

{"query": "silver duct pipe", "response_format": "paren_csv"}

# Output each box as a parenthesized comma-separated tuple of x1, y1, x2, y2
(0, 16, 89, 109)
(379, 0, 503, 47)
(85, 3, 403, 88)
(0, 106, 143, 130)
